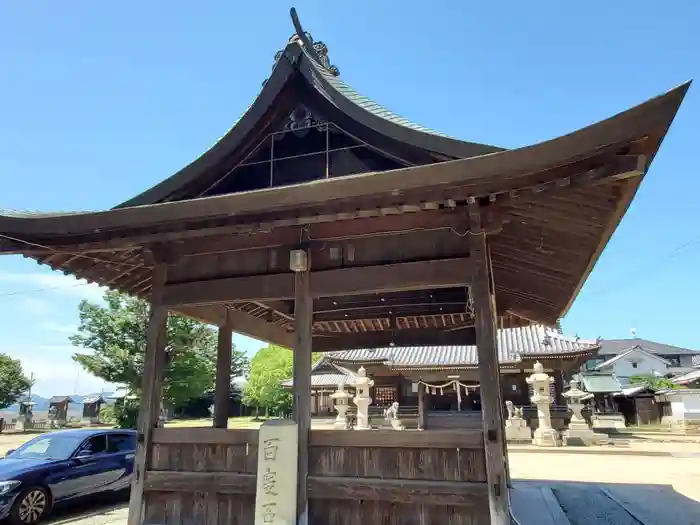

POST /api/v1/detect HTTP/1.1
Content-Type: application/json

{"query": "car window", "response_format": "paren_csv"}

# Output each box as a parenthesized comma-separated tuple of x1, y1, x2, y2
(80, 435, 108, 455)
(10, 434, 84, 460)
(107, 433, 136, 453)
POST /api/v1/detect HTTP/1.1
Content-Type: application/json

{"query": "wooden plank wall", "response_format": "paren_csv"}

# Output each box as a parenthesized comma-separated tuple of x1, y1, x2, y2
(143, 428, 258, 525)
(142, 428, 489, 525)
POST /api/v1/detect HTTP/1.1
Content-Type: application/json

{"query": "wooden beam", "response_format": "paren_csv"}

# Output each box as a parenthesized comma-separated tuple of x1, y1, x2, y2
(292, 250, 312, 525)
(469, 205, 510, 525)
(8, 207, 468, 255)
(312, 327, 475, 352)
(127, 257, 168, 525)
(151, 427, 258, 444)
(213, 309, 233, 428)
(163, 257, 472, 306)
(309, 477, 488, 507)
(176, 305, 295, 349)
(171, 208, 471, 257)
(143, 471, 488, 507)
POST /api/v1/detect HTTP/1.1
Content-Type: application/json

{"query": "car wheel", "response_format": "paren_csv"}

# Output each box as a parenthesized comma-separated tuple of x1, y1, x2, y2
(10, 487, 50, 525)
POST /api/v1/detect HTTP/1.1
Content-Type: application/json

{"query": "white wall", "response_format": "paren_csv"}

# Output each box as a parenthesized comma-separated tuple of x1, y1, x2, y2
(678, 355, 696, 368)
(669, 392, 700, 421)
(600, 351, 669, 383)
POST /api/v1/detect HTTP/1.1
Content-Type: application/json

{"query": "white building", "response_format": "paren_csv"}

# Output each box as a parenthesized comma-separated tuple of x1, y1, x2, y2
(583, 338, 700, 386)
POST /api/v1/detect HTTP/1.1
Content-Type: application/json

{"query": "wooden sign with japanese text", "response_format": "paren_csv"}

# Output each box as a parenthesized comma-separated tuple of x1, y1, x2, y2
(254, 420, 298, 525)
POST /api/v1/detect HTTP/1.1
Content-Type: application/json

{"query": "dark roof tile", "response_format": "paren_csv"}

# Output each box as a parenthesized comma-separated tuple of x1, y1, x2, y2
(598, 338, 700, 356)
(326, 325, 597, 368)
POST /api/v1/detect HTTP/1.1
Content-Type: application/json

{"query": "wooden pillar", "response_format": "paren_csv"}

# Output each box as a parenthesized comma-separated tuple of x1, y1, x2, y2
(127, 257, 169, 525)
(469, 205, 510, 525)
(292, 249, 312, 525)
(213, 309, 233, 428)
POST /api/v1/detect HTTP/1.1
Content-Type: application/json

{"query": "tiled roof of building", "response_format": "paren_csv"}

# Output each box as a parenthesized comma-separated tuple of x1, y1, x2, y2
(325, 325, 598, 369)
(82, 395, 106, 404)
(281, 373, 352, 389)
(579, 373, 622, 394)
(281, 359, 357, 388)
(672, 369, 700, 385)
(594, 347, 672, 371)
(597, 338, 700, 356)
(48, 396, 75, 404)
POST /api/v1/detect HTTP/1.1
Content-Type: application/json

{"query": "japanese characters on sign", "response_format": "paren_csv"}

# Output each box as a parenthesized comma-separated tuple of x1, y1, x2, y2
(254, 421, 298, 525)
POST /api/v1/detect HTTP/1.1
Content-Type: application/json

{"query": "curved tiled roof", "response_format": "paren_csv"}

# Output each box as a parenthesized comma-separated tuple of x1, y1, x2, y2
(325, 325, 598, 369)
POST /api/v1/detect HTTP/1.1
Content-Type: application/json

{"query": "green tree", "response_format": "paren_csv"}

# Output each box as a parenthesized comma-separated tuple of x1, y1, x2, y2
(629, 373, 681, 390)
(0, 354, 33, 410)
(71, 290, 249, 409)
(243, 345, 321, 416)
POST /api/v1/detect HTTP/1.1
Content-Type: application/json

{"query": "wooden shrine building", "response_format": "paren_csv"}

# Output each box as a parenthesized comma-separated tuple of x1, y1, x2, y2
(282, 324, 599, 429)
(82, 394, 107, 424)
(0, 8, 689, 525)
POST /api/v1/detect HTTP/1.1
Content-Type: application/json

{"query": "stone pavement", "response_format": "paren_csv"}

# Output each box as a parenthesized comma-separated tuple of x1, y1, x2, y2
(510, 449, 700, 525)
(46, 503, 127, 525)
(511, 481, 700, 525)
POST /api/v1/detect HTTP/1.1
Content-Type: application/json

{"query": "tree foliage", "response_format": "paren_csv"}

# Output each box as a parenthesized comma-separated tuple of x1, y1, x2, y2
(243, 345, 321, 416)
(629, 373, 681, 391)
(0, 354, 33, 410)
(71, 290, 249, 409)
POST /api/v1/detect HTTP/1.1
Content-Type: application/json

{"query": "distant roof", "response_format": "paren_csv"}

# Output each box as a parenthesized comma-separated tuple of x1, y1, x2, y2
(598, 338, 700, 356)
(281, 359, 357, 388)
(595, 346, 672, 371)
(48, 396, 75, 404)
(282, 325, 598, 387)
(325, 325, 598, 369)
(672, 369, 700, 385)
(579, 373, 622, 394)
(613, 385, 656, 397)
(82, 395, 106, 404)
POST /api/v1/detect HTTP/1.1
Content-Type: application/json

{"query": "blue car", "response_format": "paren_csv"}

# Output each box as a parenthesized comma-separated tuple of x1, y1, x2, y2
(0, 428, 136, 524)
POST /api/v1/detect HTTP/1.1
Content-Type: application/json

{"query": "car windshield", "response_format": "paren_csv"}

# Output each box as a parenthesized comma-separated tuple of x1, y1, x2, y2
(7, 434, 85, 461)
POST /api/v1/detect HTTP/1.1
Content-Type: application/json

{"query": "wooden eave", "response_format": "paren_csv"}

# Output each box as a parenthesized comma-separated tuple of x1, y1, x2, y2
(117, 39, 502, 208)
(0, 82, 689, 346)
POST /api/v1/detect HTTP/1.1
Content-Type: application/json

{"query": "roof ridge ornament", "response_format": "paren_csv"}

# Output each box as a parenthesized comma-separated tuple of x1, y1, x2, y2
(275, 8, 339, 77)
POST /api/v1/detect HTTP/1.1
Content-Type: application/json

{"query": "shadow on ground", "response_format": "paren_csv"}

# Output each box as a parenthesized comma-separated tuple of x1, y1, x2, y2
(44, 493, 127, 525)
(512, 479, 700, 525)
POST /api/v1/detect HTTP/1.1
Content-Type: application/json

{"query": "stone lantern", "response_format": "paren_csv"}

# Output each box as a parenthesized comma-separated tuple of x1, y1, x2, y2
(562, 378, 599, 446)
(330, 382, 352, 430)
(352, 366, 374, 430)
(525, 361, 560, 447)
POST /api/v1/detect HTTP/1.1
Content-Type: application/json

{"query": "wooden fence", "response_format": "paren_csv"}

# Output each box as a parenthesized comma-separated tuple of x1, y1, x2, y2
(142, 427, 489, 525)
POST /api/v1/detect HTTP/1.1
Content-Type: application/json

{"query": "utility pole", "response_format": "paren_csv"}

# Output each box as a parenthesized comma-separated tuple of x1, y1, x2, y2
(27, 372, 35, 402)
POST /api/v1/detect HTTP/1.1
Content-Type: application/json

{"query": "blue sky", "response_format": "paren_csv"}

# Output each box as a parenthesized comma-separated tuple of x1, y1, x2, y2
(0, 1, 698, 396)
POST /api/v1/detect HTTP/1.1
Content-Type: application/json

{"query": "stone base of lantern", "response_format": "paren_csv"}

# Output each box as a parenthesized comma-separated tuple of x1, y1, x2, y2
(333, 418, 348, 430)
(14, 420, 25, 432)
(591, 413, 626, 431)
(562, 421, 600, 446)
(533, 427, 560, 447)
(389, 419, 404, 431)
(505, 418, 531, 443)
